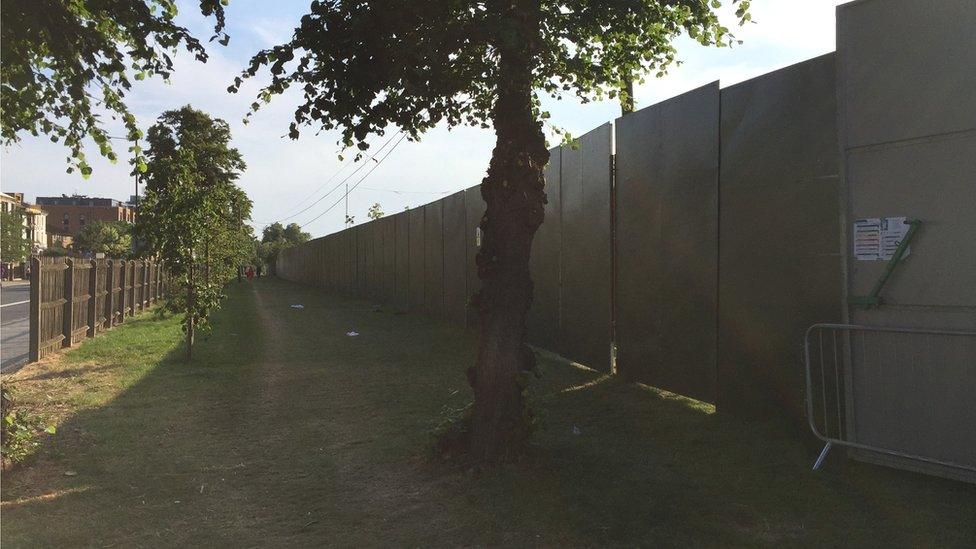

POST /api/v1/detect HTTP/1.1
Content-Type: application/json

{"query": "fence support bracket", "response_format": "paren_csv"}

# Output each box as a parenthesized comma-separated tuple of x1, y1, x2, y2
(849, 219, 921, 309)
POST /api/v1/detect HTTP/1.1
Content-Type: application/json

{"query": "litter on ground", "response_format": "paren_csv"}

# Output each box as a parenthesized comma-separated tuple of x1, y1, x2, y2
(290, 304, 304, 309)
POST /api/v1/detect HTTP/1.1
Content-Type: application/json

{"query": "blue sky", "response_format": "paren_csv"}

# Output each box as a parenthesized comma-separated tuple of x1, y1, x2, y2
(1, 0, 842, 238)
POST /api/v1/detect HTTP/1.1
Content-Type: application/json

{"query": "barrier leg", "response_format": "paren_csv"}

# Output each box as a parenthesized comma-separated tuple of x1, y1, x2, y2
(813, 441, 833, 471)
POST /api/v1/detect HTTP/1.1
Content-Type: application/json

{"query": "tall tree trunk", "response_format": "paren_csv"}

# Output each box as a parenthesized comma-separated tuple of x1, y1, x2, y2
(468, 0, 549, 462)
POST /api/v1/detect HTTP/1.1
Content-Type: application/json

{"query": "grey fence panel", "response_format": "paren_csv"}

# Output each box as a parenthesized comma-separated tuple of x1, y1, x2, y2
(559, 123, 612, 371)
(331, 234, 340, 292)
(838, 0, 976, 481)
(361, 223, 374, 297)
(322, 236, 332, 291)
(371, 221, 382, 298)
(838, 0, 976, 150)
(615, 82, 719, 401)
(371, 219, 384, 299)
(526, 147, 562, 351)
(717, 55, 841, 419)
(333, 232, 342, 291)
(424, 200, 445, 319)
(358, 224, 369, 297)
(343, 228, 353, 294)
(408, 207, 426, 310)
(347, 228, 355, 293)
(334, 234, 342, 292)
(318, 236, 327, 288)
(380, 216, 396, 304)
(442, 191, 468, 327)
(464, 185, 483, 328)
(394, 212, 411, 311)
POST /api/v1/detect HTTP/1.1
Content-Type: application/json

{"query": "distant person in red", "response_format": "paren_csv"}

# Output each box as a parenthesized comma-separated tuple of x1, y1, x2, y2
(246, 266, 254, 280)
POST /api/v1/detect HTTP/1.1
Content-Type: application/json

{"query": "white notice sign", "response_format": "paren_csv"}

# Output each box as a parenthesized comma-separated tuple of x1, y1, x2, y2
(853, 217, 911, 261)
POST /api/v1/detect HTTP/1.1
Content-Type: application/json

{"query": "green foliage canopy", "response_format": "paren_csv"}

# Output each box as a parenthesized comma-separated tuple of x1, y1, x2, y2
(367, 203, 384, 220)
(232, 0, 750, 149)
(74, 221, 134, 257)
(257, 222, 310, 266)
(0, 0, 228, 176)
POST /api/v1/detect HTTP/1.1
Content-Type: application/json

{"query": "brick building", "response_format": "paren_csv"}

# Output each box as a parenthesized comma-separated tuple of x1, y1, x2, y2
(36, 195, 136, 235)
(1, 191, 47, 253)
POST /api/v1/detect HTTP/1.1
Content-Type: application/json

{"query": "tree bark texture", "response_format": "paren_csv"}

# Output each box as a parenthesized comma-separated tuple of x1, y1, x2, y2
(468, 0, 549, 462)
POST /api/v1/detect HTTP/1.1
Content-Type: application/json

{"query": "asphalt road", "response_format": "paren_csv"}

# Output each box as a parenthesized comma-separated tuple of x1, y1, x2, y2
(2, 282, 30, 373)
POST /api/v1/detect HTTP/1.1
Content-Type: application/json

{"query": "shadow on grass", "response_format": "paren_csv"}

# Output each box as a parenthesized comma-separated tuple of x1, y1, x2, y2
(0, 283, 292, 546)
(2, 277, 974, 548)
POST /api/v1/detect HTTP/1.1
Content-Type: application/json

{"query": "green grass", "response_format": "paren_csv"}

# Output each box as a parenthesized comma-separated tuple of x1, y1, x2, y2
(2, 277, 974, 547)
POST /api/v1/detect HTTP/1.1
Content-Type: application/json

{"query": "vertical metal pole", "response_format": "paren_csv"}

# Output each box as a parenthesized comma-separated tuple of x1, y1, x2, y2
(87, 259, 97, 338)
(62, 258, 74, 348)
(833, 330, 844, 440)
(28, 257, 41, 362)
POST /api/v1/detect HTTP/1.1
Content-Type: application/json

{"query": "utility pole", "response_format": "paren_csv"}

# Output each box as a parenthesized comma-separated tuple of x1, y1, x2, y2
(134, 136, 140, 202)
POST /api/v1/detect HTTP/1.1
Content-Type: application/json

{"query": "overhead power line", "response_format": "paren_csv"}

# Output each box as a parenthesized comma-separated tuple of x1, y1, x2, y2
(256, 132, 401, 226)
(266, 139, 368, 219)
(358, 186, 453, 196)
(300, 133, 409, 229)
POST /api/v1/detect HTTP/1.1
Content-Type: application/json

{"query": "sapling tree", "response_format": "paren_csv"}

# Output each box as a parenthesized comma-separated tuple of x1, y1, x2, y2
(234, 0, 749, 461)
(0, 209, 31, 263)
(0, 0, 229, 175)
(137, 106, 252, 362)
(367, 203, 385, 221)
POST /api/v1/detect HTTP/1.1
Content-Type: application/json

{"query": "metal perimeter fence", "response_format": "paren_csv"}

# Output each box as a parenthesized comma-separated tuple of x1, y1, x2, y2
(804, 323, 976, 482)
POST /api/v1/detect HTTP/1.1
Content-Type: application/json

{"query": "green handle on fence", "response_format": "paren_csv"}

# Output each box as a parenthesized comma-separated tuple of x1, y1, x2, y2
(849, 219, 922, 309)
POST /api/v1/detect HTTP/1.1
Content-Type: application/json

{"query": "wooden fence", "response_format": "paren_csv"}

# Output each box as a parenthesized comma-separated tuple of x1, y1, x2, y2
(28, 257, 168, 362)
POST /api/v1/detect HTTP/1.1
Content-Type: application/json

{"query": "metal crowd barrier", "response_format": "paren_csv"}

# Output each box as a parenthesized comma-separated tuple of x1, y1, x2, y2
(804, 323, 976, 476)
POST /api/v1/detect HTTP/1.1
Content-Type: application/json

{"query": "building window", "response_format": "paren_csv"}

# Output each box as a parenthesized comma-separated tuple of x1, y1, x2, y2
(63, 213, 69, 226)
(79, 214, 86, 227)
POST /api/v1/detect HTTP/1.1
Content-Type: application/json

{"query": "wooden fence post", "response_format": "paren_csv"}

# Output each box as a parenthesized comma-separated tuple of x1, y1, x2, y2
(143, 261, 150, 309)
(29, 256, 41, 362)
(62, 257, 74, 348)
(106, 259, 115, 328)
(119, 260, 127, 324)
(87, 259, 98, 338)
(129, 261, 136, 316)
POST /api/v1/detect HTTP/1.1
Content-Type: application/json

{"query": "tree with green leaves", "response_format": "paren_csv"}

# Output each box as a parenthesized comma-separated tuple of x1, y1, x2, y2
(74, 221, 133, 257)
(0, 209, 31, 264)
(0, 0, 228, 175)
(233, 0, 749, 461)
(367, 203, 384, 221)
(262, 222, 310, 247)
(137, 105, 252, 362)
(258, 221, 310, 268)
